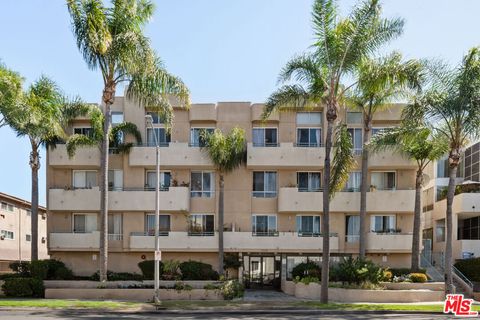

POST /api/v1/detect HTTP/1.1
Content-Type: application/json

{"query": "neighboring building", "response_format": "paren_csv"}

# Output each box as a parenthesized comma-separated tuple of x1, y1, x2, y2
(47, 97, 418, 287)
(0, 192, 48, 272)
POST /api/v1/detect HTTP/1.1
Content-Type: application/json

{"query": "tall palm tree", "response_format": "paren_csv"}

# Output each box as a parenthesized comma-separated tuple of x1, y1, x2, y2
(403, 47, 480, 295)
(347, 52, 424, 259)
(369, 125, 448, 271)
(0, 66, 86, 261)
(66, 0, 190, 281)
(201, 127, 246, 276)
(262, 0, 403, 302)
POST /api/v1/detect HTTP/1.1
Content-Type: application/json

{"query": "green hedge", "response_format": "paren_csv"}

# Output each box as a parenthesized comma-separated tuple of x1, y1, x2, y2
(454, 258, 480, 282)
(1, 277, 44, 297)
(90, 270, 144, 281)
(8, 259, 73, 280)
(179, 260, 219, 280)
(291, 261, 321, 280)
(138, 260, 164, 280)
(389, 268, 426, 277)
(331, 257, 384, 285)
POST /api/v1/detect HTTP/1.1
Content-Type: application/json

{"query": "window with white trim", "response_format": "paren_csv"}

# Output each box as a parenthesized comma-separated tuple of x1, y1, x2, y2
(345, 215, 360, 243)
(346, 112, 362, 124)
(297, 172, 321, 192)
(73, 170, 97, 189)
(347, 128, 363, 155)
(253, 171, 277, 198)
(1, 202, 14, 212)
(73, 127, 94, 138)
(252, 128, 278, 147)
(146, 128, 171, 146)
(1, 230, 14, 240)
(190, 128, 214, 147)
(189, 214, 214, 236)
(296, 215, 320, 236)
(146, 171, 171, 191)
(252, 215, 277, 236)
(371, 171, 396, 190)
(344, 172, 361, 192)
(108, 170, 123, 191)
(145, 214, 171, 235)
(370, 215, 397, 233)
(73, 213, 97, 233)
(191, 171, 214, 197)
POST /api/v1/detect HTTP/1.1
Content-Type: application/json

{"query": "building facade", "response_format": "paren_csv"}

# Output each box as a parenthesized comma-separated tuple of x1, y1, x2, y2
(47, 97, 418, 286)
(0, 192, 48, 272)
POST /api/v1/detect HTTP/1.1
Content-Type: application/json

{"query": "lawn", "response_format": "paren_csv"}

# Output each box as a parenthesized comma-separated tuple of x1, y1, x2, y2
(0, 298, 143, 310)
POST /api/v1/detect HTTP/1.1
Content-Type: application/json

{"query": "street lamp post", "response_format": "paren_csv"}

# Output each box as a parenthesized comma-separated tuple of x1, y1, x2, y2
(145, 115, 161, 305)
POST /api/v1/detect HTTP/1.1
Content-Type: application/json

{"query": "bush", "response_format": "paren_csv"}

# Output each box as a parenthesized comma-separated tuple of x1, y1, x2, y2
(454, 258, 480, 282)
(224, 253, 241, 270)
(382, 270, 393, 282)
(44, 259, 74, 280)
(291, 261, 321, 280)
(162, 260, 182, 280)
(173, 281, 192, 292)
(9, 261, 30, 277)
(90, 270, 144, 281)
(30, 260, 49, 279)
(179, 260, 219, 280)
(138, 260, 163, 280)
(8, 259, 74, 280)
(409, 273, 428, 283)
(331, 257, 384, 285)
(221, 280, 244, 300)
(389, 268, 426, 277)
(2, 277, 44, 297)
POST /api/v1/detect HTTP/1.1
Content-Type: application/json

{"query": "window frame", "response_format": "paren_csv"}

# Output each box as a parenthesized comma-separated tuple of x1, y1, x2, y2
(252, 171, 277, 198)
(252, 214, 278, 236)
(370, 214, 397, 233)
(296, 171, 322, 192)
(296, 127, 322, 147)
(252, 127, 278, 147)
(190, 171, 215, 198)
(188, 214, 215, 236)
(296, 215, 321, 237)
(145, 213, 171, 236)
(0, 230, 14, 240)
(72, 170, 98, 189)
(145, 170, 171, 191)
(370, 171, 397, 191)
(72, 213, 98, 234)
(190, 127, 215, 147)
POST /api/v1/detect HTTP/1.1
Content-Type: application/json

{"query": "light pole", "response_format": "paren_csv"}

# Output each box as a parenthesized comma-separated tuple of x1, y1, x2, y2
(145, 114, 161, 305)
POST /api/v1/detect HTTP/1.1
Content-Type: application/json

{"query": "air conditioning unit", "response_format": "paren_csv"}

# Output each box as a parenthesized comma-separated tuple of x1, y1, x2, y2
(0, 236, 4, 240)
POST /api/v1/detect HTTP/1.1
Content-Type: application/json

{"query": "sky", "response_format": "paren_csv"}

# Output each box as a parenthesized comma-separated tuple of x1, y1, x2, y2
(1, 0, 480, 206)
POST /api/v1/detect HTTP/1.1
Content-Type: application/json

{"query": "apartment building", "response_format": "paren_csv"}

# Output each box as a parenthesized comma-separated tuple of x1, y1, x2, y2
(47, 97, 418, 287)
(0, 192, 48, 272)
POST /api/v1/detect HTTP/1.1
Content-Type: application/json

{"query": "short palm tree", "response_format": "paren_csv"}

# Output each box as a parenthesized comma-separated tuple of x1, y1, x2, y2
(201, 127, 247, 276)
(262, 0, 403, 302)
(369, 125, 448, 271)
(403, 47, 480, 295)
(66, 0, 190, 281)
(347, 52, 424, 259)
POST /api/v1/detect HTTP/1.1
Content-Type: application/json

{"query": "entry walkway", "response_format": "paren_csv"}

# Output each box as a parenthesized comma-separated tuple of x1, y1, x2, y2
(243, 289, 299, 301)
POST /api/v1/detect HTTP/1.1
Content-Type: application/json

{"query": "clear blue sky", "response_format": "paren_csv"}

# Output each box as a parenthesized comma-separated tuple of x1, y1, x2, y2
(0, 0, 479, 205)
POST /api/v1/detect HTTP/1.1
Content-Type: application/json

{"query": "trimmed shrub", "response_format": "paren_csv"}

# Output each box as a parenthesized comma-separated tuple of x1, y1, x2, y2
(138, 260, 157, 280)
(9, 261, 30, 277)
(454, 258, 480, 282)
(7, 259, 74, 280)
(2, 277, 44, 298)
(162, 260, 182, 280)
(409, 273, 428, 283)
(224, 253, 241, 270)
(90, 270, 143, 281)
(179, 260, 219, 280)
(30, 260, 49, 279)
(331, 257, 384, 285)
(291, 261, 321, 280)
(221, 280, 244, 300)
(389, 268, 426, 277)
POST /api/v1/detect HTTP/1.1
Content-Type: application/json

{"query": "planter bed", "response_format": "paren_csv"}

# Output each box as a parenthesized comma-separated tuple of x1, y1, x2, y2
(382, 282, 444, 291)
(43, 280, 220, 289)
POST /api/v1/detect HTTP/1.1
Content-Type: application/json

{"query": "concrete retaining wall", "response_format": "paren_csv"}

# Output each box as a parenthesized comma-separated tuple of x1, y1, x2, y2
(382, 282, 445, 291)
(43, 280, 220, 289)
(294, 283, 321, 300)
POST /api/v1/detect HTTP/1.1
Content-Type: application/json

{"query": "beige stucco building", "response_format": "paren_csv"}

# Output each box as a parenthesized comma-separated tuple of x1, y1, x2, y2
(47, 97, 418, 286)
(0, 192, 48, 272)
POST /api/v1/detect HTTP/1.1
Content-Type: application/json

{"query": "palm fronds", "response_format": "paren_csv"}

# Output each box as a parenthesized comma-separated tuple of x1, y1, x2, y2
(329, 124, 356, 199)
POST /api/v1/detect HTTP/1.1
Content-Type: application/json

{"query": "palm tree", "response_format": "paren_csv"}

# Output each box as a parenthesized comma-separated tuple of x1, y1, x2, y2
(0, 66, 86, 261)
(201, 128, 247, 276)
(403, 47, 480, 295)
(66, 0, 190, 281)
(347, 52, 424, 259)
(262, 0, 403, 302)
(369, 125, 448, 271)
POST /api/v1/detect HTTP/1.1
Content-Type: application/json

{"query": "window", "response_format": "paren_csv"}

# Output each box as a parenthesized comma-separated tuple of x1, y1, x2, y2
(296, 128, 321, 147)
(146, 171, 171, 191)
(436, 219, 445, 242)
(346, 112, 362, 124)
(146, 111, 166, 124)
(372, 127, 389, 137)
(73, 127, 93, 138)
(371, 171, 396, 190)
(347, 128, 362, 155)
(73, 170, 97, 189)
(458, 216, 480, 240)
(370, 215, 397, 233)
(190, 128, 214, 147)
(1, 230, 14, 240)
(111, 112, 124, 125)
(189, 214, 214, 236)
(26, 234, 31, 242)
(108, 214, 123, 240)
(344, 172, 361, 192)
(73, 214, 97, 233)
(297, 172, 321, 192)
(296, 112, 322, 125)
(108, 170, 123, 191)
(146, 128, 171, 146)
(437, 156, 450, 179)
(1, 202, 14, 212)
(345, 215, 360, 243)
(252, 128, 278, 147)
(252, 171, 277, 198)
(26, 209, 31, 216)
(191, 171, 214, 197)
(296, 216, 320, 236)
(145, 214, 171, 236)
(252, 215, 277, 236)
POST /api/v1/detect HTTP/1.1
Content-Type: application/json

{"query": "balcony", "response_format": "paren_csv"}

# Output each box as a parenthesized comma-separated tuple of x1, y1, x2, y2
(278, 188, 415, 213)
(366, 232, 413, 252)
(369, 150, 416, 169)
(247, 143, 325, 169)
(129, 232, 217, 251)
(128, 143, 212, 168)
(48, 187, 189, 211)
(453, 239, 480, 259)
(48, 144, 100, 167)
(49, 231, 100, 250)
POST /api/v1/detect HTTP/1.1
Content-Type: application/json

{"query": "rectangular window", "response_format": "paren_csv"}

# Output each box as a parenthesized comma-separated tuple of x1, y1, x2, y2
(436, 219, 445, 242)
(189, 214, 214, 236)
(252, 215, 277, 236)
(372, 127, 389, 137)
(296, 112, 322, 125)
(73, 127, 94, 138)
(26, 234, 31, 242)
(146, 171, 171, 191)
(346, 112, 362, 124)
(252, 171, 277, 198)
(73, 170, 97, 189)
(146, 111, 166, 124)
(297, 172, 321, 192)
(347, 128, 363, 155)
(191, 171, 214, 197)
(344, 172, 361, 192)
(145, 214, 171, 236)
(73, 214, 97, 233)
(1, 202, 14, 212)
(345, 215, 360, 243)
(370, 215, 397, 233)
(146, 128, 171, 146)
(108, 214, 123, 239)
(111, 112, 124, 125)
(108, 170, 123, 191)
(458, 216, 480, 240)
(190, 128, 214, 147)
(296, 128, 321, 147)
(371, 171, 396, 190)
(296, 216, 320, 236)
(0, 230, 14, 240)
(252, 128, 278, 147)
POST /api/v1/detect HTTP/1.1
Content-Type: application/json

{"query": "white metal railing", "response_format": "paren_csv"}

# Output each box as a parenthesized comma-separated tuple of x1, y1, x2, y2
(108, 234, 123, 241)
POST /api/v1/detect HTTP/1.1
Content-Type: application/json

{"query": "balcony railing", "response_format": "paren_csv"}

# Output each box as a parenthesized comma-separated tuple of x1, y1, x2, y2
(294, 142, 323, 147)
(252, 231, 279, 237)
(252, 191, 277, 198)
(188, 231, 215, 236)
(297, 232, 339, 237)
(108, 234, 123, 241)
(130, 231, 169, 236)
(252, 142, 279, 147)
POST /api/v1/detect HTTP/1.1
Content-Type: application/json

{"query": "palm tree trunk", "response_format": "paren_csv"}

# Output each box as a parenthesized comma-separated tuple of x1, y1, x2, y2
(29, 140, 39, 261)
(359, 118, 371, 259)
(218, 174, 224, 276)
(411, 169, 423, 271)
(99, 83, 115, 282)
(321, 107, 335, 304)
(444, 163, 457, 295)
